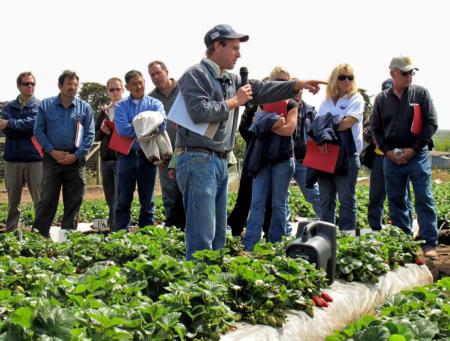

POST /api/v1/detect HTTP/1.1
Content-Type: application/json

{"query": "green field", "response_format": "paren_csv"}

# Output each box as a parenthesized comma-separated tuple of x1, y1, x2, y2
(434, 129, 450, 152)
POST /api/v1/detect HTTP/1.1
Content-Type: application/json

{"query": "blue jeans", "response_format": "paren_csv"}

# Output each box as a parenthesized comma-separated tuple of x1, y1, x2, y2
(243, 159, 294, 251)
(384, 147, 438, 246)
(292, 160, 321, 217)
(368, 155, 413, 230)
(101, 160, 118, 230)
(176, 151, 228, 260)
(318, 153, 360, 230)
(115, 153, 156, 231)
(159, 163, 185, 230)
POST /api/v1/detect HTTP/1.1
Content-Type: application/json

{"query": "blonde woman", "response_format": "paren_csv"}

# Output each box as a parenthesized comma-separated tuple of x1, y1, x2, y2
(243, 66, 298, 250)
(316, 64, 364, 230)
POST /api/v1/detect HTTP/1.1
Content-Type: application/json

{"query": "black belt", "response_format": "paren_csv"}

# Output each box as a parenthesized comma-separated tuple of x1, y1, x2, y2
(128, 149, 144, 156)
(178, 147, 228, 159)
(54, 149, 76, 153)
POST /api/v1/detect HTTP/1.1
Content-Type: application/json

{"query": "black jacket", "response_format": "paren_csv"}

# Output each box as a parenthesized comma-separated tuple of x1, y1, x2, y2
(94, 109, 118, 161)
(244, 111, 293, 177)
(293, 101, 316, 160)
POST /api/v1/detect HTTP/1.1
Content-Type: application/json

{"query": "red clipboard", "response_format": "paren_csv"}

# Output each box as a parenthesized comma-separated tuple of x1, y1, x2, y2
(411, 103, 423, 135)
(104, 121, 135, 155)
(31, 136, 43, 158)
(303, 139, 340, 174)
(262, 101, 288, 117)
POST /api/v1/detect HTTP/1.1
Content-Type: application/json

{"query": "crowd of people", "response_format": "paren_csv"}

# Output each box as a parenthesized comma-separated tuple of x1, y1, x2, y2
(0, 24, 439, 260)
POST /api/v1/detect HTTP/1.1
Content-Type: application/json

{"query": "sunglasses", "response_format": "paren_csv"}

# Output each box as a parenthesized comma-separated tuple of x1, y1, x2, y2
(337, 75, 354, 81)
(401, 70, 415, 77)
(21, 82, 35, 87)
(108, 88, 122, 92)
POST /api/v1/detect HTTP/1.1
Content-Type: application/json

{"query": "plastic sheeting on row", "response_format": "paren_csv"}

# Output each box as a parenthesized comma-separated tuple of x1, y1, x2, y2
(221, 264, 433, 341)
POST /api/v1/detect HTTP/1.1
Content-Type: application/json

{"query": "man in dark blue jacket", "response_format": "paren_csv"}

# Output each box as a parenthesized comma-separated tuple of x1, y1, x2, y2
(0, 71, 42, 231)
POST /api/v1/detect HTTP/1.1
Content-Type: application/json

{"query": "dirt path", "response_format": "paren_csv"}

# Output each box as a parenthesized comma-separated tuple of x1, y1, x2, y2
(0, 184, 162, 204)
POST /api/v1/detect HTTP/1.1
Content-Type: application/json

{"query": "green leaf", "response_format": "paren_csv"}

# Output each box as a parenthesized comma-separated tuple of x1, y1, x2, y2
(354, 326, 390, 341)
(0, 290, 11, 300)
(73, 284, 88, 294)
(389, 335, 406, 341)
(412, 318, 439, 340)
(9, 307, 34, 328)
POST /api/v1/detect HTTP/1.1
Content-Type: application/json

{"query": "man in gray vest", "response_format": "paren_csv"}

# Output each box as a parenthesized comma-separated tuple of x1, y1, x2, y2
(176, 24, 325, 259)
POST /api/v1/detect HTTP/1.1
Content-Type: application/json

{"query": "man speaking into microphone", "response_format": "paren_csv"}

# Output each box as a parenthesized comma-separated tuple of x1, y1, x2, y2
(175, 24, 326, 260)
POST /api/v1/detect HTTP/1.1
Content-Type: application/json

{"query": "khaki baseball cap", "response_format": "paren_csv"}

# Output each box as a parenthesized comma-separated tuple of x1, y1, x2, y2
(389, 56, 419, 72)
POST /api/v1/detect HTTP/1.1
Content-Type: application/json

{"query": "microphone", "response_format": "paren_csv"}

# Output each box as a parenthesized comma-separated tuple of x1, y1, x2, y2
(239, 66, 249, 86)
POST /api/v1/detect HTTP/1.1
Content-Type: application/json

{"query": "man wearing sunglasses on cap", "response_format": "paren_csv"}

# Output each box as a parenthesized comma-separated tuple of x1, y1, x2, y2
(175, 24, 326, 260)
(371, 56, 439, 259)
(0, 72, 42, 232)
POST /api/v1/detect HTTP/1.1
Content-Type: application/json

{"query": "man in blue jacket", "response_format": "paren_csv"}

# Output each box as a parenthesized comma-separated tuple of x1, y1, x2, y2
(0, 71, 42, 231)
(114, 70, 166, 231)
(32, 70, 94, 237)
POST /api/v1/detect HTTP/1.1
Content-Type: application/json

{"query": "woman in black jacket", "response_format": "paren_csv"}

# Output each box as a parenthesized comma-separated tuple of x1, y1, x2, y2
(94, 77, 124, 230)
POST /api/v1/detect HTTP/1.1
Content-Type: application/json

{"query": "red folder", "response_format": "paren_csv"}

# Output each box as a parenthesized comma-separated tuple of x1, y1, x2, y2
(303, 139, 340, 174)
(30, 136, 43, 158)
(411, 103, 423, 135)
(262, 101, 288, 117)
(104, 121, 135, 155)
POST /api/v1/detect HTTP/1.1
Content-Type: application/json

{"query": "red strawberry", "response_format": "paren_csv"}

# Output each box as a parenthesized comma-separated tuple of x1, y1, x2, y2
(311, 295, 328, 307)
(415, 258, 425, 266)
(320, 292, 333, 302)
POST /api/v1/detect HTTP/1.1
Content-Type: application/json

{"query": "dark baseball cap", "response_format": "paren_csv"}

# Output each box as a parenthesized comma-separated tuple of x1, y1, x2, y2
(204, 24, 249, 47)
(381, 78, 393, 90)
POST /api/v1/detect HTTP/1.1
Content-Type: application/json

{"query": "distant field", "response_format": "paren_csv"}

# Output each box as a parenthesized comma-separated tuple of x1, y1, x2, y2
(434, 129, 450, 152)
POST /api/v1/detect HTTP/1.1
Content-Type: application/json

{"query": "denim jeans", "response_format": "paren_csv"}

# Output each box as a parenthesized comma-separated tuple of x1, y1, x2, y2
(318, 153, 360, 230)
(33, 155, 86, 237)
(243, 159, 294, 251)
(115, 153, 156, 231)
(292, 160, 321, 217)
(384, 147, 438, 246)
(159, 164, 186, 230)
(176, 151, 228, 260)
(101, 160, 118, 230)
(368, 155, 413, 230)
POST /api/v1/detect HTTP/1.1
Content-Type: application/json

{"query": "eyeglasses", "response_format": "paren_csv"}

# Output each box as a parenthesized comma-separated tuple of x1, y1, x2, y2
(108, 88, 122, 92)
(401, 70, 415, 77)
(275, 78, 289, 82)
(21, 82, 35, 87)
(337, 75, 354, 81)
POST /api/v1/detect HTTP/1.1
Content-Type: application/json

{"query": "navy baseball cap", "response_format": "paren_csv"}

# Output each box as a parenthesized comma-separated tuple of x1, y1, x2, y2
(381, 78, 393, 90)
(204, 24, 249, 47)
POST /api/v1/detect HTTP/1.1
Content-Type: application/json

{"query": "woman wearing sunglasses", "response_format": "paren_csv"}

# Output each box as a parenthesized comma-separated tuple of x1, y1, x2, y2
(94, 77, 124, 231)
(242, 66, 298, 251)
(315, 64, 364, 231)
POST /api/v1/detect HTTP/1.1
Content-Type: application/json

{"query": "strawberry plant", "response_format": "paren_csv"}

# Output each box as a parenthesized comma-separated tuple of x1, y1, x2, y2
(326, 277, 450, 340)
(335, 227, 422, 283)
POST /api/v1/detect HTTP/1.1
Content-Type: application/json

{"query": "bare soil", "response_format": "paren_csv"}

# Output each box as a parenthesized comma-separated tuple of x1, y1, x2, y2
(0, 184, 161, 204)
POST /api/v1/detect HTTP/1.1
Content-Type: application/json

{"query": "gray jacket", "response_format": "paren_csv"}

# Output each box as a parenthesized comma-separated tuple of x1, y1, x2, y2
(176, 58, 298, 152)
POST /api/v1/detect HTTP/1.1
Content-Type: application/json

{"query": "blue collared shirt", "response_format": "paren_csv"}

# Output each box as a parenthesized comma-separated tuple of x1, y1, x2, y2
(34, 95, 94, 160)
(114, 95, 166, 150)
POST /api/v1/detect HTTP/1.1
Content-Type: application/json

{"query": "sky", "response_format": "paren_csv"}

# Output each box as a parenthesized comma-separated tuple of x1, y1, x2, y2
(1, 0, 449, 129)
